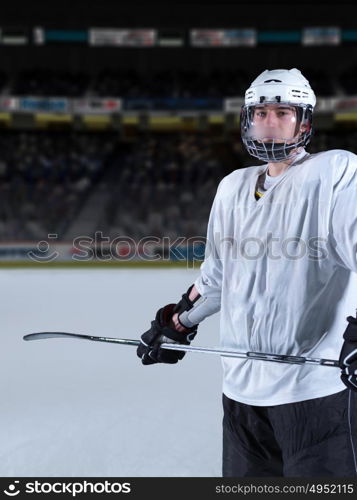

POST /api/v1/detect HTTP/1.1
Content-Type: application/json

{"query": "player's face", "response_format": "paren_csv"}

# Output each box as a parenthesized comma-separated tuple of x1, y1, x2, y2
(251, 104, 300, 143)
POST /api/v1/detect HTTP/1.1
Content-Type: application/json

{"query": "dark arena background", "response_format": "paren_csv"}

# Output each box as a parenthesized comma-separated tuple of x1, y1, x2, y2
(1, 0, 357, 479)
(0, 1, 356, 263)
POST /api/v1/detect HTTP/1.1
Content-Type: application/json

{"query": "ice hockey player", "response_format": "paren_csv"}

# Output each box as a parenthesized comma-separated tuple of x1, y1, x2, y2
(137, 68, 357, 477)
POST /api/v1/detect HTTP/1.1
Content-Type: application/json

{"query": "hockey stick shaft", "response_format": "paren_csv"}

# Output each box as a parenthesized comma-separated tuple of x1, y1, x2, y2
(23, 331, 340, 368)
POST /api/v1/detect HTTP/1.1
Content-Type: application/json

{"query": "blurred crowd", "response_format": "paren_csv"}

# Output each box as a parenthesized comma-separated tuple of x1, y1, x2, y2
(0, 67, 354, 97)
(0, 129, 356, 242)
(0, 132, 115, 240)
(101, 133, 245, 241)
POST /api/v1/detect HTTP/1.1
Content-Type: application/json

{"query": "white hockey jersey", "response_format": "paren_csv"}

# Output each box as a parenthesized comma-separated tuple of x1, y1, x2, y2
(195, 148, 357, 405)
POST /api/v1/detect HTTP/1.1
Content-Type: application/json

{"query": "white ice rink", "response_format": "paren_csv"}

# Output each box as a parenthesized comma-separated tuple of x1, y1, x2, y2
(1, 268, 222, 477)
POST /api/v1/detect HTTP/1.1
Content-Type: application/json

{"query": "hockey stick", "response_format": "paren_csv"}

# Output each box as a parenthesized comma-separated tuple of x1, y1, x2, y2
(23, 331, 340, 368)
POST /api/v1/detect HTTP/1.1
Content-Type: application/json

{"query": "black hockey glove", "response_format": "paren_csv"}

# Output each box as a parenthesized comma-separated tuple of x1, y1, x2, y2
(137, 286, 199, 365)
(339, 315, 357, 392)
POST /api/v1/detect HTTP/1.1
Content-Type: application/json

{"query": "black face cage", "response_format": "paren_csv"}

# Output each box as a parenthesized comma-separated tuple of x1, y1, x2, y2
(240, 104, 313, 162)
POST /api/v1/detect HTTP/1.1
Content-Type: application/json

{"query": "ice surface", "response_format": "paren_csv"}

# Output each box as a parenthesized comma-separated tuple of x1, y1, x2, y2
(0, 268, 222, 477)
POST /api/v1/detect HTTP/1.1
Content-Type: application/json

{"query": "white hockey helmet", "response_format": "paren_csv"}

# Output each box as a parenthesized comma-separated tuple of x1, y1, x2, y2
(241, 68, 316, 162)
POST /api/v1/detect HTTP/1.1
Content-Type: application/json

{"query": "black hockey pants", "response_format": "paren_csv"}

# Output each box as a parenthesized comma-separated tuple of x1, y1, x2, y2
(222, 389, 357, 477)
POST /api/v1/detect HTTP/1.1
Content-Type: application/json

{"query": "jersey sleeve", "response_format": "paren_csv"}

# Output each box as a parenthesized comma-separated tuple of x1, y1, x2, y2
(194, 181, 224, 304)
(329, 161, 357, 273)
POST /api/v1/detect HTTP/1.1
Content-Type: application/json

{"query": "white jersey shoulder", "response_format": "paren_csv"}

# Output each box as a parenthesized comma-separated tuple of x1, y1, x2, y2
(216, 164, 263, 198)
(216, 148, 357, 199)
(308, 148, 357, 172)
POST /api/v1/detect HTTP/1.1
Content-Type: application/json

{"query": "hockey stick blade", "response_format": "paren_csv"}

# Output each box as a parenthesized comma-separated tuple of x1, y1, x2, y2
(23, 332, 140, 346)
(23, 331, 340, 368)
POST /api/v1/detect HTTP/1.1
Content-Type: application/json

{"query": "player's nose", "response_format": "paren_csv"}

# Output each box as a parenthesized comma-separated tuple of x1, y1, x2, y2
(265, 110, 279, 126)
